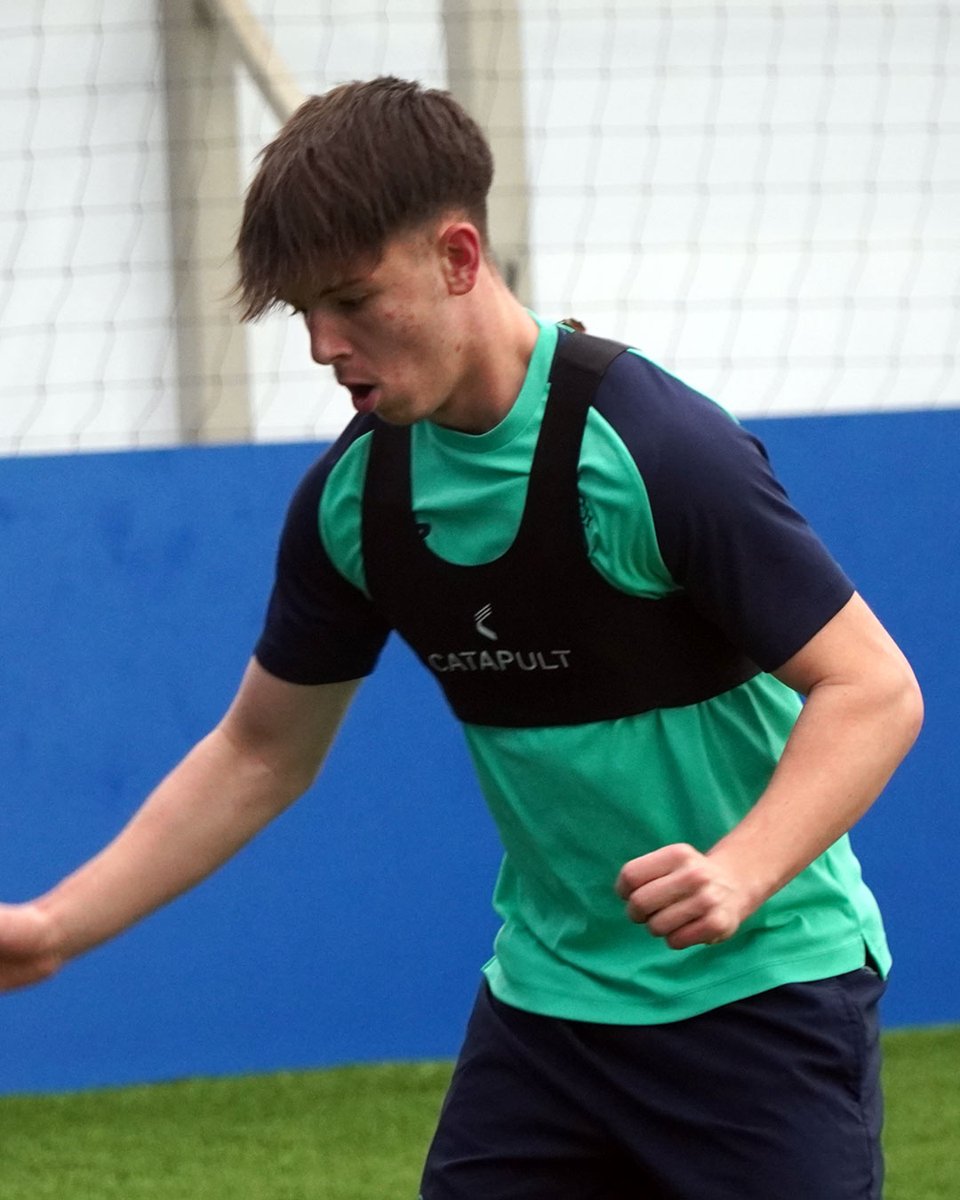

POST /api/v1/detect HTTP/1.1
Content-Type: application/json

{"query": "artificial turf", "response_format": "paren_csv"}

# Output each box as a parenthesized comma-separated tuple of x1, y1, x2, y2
(1, 1026, 957, 1199)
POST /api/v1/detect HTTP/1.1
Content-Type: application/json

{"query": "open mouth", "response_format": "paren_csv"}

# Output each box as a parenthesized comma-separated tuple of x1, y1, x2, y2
(344, 382, 380, 414)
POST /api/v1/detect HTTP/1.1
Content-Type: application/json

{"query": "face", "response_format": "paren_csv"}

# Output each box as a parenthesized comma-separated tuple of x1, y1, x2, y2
(287, 225, 476, 427)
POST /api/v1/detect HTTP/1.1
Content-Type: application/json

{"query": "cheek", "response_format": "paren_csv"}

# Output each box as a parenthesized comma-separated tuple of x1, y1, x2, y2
(382, 305, 424, 342)
(368, 304, 416, 345)
(381, 311, 437, 364)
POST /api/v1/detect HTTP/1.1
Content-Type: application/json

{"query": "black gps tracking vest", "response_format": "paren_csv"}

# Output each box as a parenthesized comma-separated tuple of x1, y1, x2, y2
(361, 332, 759, 727)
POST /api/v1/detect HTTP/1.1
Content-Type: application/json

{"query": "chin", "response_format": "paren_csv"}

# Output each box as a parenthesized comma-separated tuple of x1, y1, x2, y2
(374, 400, 419, 427)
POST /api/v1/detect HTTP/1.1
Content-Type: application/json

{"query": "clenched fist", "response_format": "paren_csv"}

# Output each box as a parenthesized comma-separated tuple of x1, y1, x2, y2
(615, 843, 754, 951)
(0, 902, 63, 991)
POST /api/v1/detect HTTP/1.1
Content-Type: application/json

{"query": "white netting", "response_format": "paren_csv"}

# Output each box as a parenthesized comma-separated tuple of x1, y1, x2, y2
(524, 1, 960, 416)
(0, 3, 178, 454)
(1, 1, 958, 456)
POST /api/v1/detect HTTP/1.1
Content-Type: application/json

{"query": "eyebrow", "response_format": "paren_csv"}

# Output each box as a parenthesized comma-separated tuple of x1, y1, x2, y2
(318, 276, 369, 297)
(284, 264, 381, 313)
(287, 276, 372, 312)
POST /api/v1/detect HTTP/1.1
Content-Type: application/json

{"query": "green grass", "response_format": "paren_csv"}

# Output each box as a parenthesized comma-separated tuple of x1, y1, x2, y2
(1, 1027, 957, 1198)
(883, 1026, 960, 1200)
(0, 1061, 449, 1199)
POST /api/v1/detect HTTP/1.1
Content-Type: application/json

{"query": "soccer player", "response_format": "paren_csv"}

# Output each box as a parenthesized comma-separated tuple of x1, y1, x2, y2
(0, 78, 922, 1199)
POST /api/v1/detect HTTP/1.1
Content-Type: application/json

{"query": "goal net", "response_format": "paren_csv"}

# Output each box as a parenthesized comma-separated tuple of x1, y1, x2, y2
(1, 0, 957, 455)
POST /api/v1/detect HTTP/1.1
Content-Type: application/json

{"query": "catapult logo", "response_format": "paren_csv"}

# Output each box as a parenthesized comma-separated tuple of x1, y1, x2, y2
(474, 603, 497, 641)
(426, 603, 573, 675)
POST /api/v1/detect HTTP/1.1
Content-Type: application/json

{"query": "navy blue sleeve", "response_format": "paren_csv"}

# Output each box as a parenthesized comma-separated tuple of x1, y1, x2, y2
(593, 353, 855, 671)
(254, 421, 391, 685)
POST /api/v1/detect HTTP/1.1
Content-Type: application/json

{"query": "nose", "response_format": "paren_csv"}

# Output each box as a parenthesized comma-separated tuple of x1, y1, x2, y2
(305, 311, 351, 366)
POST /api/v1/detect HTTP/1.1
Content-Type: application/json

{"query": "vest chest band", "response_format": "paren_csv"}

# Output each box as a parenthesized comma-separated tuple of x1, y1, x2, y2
(360, 332, 759, 727)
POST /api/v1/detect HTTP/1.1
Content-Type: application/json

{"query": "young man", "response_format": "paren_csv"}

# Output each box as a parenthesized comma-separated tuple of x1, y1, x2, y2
(0, 78, 922, 1198)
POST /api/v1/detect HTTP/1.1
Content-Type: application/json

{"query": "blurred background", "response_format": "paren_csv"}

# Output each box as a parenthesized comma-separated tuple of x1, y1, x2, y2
(0, 0, 957, 1096)
(2, 0, 958, 453)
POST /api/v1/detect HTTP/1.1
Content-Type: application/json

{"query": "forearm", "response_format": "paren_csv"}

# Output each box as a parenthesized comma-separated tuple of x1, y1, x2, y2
(0, 668, 356, 991)
(618, 665, 922, 950)
(617, 593, 923, 951)
(35, 724, 307, 963)
(708, 667, 923, 910)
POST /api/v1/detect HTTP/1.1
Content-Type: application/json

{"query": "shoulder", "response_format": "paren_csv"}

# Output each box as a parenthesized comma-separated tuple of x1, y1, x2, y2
(255, 412, 389, 685)
(274, 414, 378, 573)
(587, 346, 853, 669)
(592, 348, 759, 480)
(590, 348, 790, 548)
(288, 413, 378, 521)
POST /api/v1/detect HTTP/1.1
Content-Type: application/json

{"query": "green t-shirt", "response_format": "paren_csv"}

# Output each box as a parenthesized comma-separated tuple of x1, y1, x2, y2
(256, 315, 890, 1023)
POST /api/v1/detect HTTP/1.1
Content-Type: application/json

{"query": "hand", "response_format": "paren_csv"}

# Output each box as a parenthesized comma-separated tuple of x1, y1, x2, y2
(615, 844, 753, 951)
(0, 902, 64, 991)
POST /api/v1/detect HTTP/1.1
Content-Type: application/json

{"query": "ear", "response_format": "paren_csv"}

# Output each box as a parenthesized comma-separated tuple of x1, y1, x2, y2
(438, 222, 483, 296)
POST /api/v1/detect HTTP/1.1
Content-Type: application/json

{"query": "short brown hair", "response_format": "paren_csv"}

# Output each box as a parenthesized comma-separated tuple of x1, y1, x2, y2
(236, 76, 494, 321)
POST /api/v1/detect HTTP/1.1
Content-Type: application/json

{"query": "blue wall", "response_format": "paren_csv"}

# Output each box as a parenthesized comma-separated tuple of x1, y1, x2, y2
(0, 409, 957, 1095)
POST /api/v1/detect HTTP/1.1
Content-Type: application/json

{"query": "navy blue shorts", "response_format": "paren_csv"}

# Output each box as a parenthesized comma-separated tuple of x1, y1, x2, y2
(420, 966, 885, 1199)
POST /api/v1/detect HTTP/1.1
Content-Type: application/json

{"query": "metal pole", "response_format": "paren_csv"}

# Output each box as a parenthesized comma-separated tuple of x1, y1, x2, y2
(160, 0, 253, 443)
(204, 0, 304, 124)
(442, 0, 533, 306)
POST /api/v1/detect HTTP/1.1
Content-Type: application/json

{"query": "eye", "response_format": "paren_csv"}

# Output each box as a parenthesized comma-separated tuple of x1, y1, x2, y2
(336, 293, 369, 312)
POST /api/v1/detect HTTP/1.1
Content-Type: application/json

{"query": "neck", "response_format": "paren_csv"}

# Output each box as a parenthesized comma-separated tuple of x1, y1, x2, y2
(431, 276, 540, 435)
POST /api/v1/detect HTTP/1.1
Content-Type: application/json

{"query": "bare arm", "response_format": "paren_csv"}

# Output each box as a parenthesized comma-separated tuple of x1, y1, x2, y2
(616, 592, 924, 949)
(0, 660, 359, 990)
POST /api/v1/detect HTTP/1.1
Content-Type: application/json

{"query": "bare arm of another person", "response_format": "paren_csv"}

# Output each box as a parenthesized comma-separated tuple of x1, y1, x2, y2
(616, 592, 924, 949)
(0, 660, 358, 990)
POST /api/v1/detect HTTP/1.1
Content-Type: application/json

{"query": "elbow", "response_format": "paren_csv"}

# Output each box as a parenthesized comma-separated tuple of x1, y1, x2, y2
(882, 656, 924, 757)
(897, 665, 924, 749)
